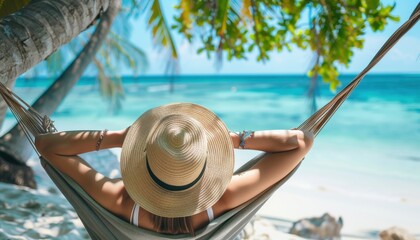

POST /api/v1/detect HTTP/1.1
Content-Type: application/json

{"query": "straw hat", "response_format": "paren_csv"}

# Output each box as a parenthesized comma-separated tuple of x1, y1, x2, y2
(121, 103, 234, 218)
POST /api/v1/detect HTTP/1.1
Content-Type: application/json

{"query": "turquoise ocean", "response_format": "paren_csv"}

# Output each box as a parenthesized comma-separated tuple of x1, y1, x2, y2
(0, 74, 419, 238)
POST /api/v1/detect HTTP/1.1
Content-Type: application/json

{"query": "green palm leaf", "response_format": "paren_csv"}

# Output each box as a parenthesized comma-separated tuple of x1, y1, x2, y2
(217, 0, 230, 36)
(142, 0, 179, 74)
(107, 31, 148, 74)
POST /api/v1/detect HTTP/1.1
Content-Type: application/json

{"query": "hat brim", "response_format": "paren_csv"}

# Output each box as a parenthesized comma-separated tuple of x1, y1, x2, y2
(120, 103, 234, 218)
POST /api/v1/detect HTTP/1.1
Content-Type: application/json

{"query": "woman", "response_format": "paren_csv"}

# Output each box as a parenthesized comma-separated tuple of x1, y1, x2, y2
(35, 103, 313, 235)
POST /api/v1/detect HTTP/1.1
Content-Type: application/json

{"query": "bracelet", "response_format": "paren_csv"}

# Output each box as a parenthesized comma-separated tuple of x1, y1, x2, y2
(230, 130, 255, 149)
(95, 129, 108, 151)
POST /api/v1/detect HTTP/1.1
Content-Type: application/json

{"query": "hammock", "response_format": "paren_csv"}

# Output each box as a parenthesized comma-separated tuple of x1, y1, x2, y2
(0, 4, 418, 239)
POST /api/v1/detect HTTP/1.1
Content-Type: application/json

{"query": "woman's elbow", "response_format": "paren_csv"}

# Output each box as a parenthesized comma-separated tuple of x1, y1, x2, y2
(298, 130, 314, 151)
(35, 134, 53, 156)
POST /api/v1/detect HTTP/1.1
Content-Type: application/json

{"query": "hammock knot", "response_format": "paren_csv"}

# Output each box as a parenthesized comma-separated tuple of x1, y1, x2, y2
(42, 115, 57, 133)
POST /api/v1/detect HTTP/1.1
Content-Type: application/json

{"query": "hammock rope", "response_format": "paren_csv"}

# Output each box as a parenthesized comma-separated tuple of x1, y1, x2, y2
(0, 3, 418, 239)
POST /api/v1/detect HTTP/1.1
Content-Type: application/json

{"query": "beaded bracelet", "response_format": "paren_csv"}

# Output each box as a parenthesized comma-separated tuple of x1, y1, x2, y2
(95, 129, 108, 151)
(230, 130, 255, 149)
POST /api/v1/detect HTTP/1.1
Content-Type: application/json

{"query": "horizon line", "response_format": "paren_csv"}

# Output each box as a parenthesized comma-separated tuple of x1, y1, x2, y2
(18, 72, 420, 79)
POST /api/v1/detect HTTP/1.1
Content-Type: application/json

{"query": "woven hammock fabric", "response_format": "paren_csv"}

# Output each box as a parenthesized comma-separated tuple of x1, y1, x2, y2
(0, 4, 418, 239)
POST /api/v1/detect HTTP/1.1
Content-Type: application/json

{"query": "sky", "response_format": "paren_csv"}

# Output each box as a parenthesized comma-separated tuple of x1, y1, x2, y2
(130, 1, 420, 75)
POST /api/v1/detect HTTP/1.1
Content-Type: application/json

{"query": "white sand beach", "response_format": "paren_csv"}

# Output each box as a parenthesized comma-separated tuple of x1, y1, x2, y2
(235, 150, 420, 239)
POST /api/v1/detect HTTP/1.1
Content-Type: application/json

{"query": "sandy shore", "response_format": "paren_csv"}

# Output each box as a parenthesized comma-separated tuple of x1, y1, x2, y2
(234, 150, 420, 239)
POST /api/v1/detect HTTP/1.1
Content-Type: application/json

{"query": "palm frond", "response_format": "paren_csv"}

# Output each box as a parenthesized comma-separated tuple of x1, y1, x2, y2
(107, 31, 148, 74)
(216, 0, 230, 36)
(93, 57, 124, 113)
(249, 0, 264, 61)
(143, 0, 179, 74)
(45, 51, 65, 77)
(213, 0, 231, 68)
(178, 0, 193, 31)
(240, 0, 252, 21)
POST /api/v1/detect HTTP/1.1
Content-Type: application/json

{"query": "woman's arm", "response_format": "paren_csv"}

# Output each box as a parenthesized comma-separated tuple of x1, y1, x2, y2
(34, 128, 132, 220)
(214, 129, 314, 217)
(230, 130, 302, 152)
(35, 128, 129, 156)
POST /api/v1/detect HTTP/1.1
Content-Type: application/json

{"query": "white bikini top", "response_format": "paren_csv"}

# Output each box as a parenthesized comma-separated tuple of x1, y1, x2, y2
(130, 203, 214, 227)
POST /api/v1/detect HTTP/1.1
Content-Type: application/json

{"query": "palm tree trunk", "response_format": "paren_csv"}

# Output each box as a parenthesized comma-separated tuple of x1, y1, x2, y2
(0, 0, 120, 188)
(0, 0, 110, 83)
(0, 79, 15, 130)
(0, 0, 110, 129)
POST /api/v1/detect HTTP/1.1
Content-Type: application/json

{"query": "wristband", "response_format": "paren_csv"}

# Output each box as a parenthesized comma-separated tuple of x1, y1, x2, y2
(95, 129, 108, 151)
(230, 130, 255, 149)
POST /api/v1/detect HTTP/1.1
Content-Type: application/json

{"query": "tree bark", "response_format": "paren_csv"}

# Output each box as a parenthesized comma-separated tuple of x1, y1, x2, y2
(0, 77, 15, 130)
(0, 0, 110, 82)
(0, 0, 120, 187)
(0, 0, 110, 128)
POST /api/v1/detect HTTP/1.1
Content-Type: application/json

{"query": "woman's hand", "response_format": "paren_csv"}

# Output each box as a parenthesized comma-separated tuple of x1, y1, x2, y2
(121, 127, 130, 141)
(113, 127, 130, 147)
(99, 127, 131, 149)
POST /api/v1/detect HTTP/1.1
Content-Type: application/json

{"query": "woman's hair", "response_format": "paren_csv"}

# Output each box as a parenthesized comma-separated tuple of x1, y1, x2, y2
(152, 215, 195, 235)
